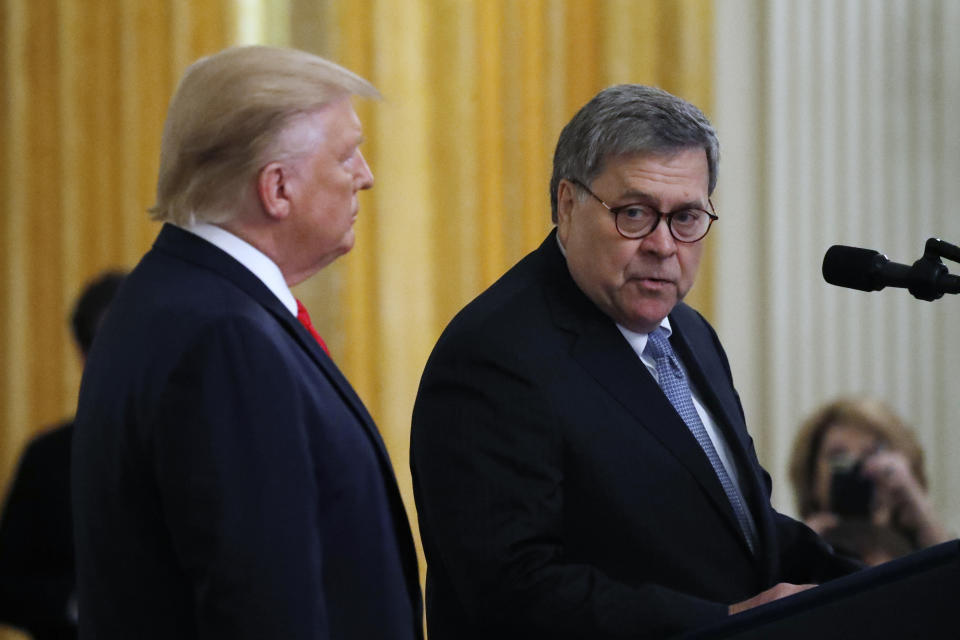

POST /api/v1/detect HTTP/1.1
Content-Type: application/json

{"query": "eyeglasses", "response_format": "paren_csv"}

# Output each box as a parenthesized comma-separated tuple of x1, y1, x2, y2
(568, 178, 718, 243)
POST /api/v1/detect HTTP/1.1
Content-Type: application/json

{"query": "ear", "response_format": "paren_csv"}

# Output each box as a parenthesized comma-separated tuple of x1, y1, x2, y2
(555, 178, 577, 244)
(257, 161, 293, 221)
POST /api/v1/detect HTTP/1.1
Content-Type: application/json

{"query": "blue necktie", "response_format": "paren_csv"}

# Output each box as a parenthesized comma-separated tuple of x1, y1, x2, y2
(645, 327, 758, 553)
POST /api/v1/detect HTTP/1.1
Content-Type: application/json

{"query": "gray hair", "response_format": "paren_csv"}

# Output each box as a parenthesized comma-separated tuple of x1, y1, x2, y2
(549, 85, 719, 222)
(150, 45, 379, 226)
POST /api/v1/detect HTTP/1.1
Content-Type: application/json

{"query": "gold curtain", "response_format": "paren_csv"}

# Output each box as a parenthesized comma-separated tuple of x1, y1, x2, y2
(0, 2, 233, 637)
(0, 0, 713, 634)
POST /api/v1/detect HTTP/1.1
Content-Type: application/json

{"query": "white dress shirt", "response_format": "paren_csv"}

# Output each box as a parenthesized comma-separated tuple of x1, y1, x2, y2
(180, 222, 298, 318)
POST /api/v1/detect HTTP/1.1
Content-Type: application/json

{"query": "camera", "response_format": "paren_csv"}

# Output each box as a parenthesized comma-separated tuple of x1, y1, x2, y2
(829, 457, 874, 518)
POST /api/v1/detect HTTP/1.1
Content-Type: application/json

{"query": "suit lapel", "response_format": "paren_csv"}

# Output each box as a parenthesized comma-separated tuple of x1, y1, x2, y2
(538, 232, 754, 555)
(152, 225, 395, 481)
(571, 324, 748, 545)
(669, 309, 775, 562)
(669, 318, 751, 460)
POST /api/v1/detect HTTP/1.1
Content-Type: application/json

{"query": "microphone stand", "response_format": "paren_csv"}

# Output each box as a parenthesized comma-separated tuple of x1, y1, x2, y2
(907, 238, 960, 301)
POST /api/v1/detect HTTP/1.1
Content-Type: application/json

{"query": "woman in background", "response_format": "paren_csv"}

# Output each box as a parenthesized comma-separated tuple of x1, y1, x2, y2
(789, 396, 950, 563)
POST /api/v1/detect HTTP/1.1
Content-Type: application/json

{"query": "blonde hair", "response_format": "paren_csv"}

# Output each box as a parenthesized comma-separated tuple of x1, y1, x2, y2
(149, 45, 379, 225)
(788, 396, 927, 518)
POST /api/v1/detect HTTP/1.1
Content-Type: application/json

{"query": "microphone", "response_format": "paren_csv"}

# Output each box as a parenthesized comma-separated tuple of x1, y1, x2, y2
(822, 244, 960, 300)
(822, 245, 912, 292)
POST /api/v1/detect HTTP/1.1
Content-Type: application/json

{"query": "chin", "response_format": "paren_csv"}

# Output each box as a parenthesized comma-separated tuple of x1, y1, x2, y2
(624, 299, 674, 328)
(340, 233, 356, 254)
(310, 237, 355, 274)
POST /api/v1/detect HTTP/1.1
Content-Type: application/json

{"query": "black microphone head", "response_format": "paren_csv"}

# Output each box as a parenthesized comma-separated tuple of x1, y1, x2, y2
(822, 245, 888, 291)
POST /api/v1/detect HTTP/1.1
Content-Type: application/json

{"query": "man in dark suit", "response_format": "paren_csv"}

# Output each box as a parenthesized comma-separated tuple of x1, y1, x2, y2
(72, 46, 421, 640)
(410, 85, 859, 639)
(0, 270, 124, 640)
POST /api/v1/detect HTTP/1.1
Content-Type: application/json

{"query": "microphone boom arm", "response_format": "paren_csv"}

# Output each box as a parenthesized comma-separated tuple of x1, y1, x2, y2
(909, 238, 960, 301)
(926, 238, 960, 265)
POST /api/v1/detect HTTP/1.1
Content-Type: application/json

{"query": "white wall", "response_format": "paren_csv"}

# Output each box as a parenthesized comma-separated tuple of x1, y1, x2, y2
(713, 0, 960, 533)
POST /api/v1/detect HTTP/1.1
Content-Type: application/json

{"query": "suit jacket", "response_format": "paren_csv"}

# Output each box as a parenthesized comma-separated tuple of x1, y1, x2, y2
(410, 230, 857, 639)
(72, 224, 422, 640)
(0, 421, 76, 640)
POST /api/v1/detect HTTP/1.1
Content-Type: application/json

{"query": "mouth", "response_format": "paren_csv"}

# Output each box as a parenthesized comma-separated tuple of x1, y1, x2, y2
(632, 276, 675, 291)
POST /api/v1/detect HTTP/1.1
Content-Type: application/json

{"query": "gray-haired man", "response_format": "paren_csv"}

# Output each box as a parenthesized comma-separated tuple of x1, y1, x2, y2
(411, 85, 858, 639)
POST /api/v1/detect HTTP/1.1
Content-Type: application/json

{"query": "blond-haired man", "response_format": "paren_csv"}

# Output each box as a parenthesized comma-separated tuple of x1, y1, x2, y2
(73, 46, 422, 640)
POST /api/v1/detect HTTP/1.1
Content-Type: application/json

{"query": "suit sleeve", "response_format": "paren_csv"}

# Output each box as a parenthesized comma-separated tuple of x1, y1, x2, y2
(773, 514, 864, 582)
(149, 319, 328, 639)
(411, 339, 727, 639)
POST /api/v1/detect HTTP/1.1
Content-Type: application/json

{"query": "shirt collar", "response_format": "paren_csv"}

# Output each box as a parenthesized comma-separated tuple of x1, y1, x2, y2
(179, 222, 298, 317)
(618, 316, 673, 357)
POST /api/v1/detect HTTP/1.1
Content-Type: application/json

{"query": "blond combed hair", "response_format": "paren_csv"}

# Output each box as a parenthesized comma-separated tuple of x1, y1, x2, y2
(149, 45, 379, 225)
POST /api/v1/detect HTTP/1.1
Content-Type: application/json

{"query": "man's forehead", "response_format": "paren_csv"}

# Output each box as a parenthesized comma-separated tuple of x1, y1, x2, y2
(592, 149, 709, 192)
(595, 147, 707, 172)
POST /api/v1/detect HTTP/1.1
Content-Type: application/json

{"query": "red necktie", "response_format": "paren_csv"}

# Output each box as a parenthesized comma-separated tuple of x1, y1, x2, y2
(296, 299, 331, 357)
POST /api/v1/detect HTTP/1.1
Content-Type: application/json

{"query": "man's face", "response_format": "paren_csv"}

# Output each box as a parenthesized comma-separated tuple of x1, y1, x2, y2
(556, 148, 709, 334)
(283, 97, 373, 282)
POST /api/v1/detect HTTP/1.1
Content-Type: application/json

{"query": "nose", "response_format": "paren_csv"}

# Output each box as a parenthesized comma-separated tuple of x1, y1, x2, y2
(638, 217, 677, 257)
(356, 150, 374, 190)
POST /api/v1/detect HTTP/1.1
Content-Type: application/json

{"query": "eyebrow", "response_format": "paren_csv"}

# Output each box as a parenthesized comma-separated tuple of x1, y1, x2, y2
(614, 189, 706, 211)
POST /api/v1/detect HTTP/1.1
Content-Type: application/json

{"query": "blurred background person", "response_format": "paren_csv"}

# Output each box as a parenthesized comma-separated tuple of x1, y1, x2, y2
(789, 396, 950, 564)
(0, 271, 125, 640)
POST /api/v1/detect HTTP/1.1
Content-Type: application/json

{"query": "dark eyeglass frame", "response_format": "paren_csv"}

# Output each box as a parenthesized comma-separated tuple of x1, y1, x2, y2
(568, 178, 718, 243)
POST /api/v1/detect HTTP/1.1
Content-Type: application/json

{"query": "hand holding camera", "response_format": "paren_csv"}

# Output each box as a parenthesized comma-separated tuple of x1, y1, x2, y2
(829, 449, 948, 548)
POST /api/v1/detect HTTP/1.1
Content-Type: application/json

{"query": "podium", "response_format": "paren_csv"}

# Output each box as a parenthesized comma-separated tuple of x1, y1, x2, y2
(686, 540, 960, 639)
